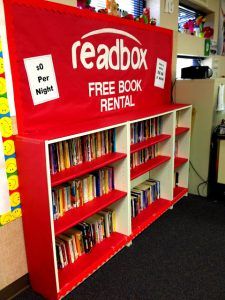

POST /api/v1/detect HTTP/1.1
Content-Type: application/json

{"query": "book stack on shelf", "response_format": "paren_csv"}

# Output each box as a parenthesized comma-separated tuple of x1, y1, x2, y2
(131, 179, 160, 218)
(56, 209, 115, 269)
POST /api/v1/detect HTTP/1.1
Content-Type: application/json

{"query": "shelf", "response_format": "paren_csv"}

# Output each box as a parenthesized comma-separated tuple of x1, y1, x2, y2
(58, 232, 128, 298)
(51, 152, 127, 187)
(54, 189, 127, 236)
(131, 198, 171, 239)
(173, 186, 188, 204)
(174, 157, 188, 169)
(131, 155, 171, 180)
(175, 127, 189, 136)
(130, 134, 171, 154)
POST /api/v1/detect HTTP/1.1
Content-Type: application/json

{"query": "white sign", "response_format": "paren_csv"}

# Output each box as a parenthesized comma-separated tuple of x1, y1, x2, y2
(0, 133, 10, 214)
(154, 58, 167, 89)
(24, 54, 59, 105)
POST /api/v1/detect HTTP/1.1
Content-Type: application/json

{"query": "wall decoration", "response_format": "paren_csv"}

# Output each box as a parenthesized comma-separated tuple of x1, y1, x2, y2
(0, 38, 21, 226)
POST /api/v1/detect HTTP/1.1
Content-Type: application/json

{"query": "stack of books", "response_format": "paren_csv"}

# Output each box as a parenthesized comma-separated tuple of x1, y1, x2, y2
(49, 128, 116, 174)
(52, 167, 114, 219)
(130, 145, 159, 169)
(131, 179, 160, 218)
(56, 210, 116, 269)
(130, 117, 162, 145)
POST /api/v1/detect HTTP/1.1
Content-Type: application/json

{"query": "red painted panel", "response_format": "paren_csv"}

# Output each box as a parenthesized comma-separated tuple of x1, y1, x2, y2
(51, 152, 126, 187)
(54, 189, 127, 236)
(131, 155, 171, 180)
(57, 232, 128, 299)
(174, 157, 188, 169)
(130, 134, 171, 154)
(15, 136, 58, 299)
(4, 0, 173, 137)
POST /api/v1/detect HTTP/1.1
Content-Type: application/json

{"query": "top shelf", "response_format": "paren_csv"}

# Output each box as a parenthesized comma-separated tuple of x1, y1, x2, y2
(51, 152, 126, 187)
(175, 127, 189, 136)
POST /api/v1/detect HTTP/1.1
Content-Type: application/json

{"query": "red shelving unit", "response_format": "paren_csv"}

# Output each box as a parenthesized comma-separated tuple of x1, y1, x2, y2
(131, 198, 171, 239)
(173, 186, 188, 204)
(54, 190, 127, 236)
(174, 157, 188, 169)
(58, 232, 128, 299)
(131, 155, 171, 180)
(130, 134, 171, 154)
(51, 152, 127, 187)
(175, 127, 189, 136)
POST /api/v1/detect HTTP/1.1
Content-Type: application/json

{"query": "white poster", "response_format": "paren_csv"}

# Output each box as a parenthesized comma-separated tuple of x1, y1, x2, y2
(154, 58, 167, 89)
(24, 54, 59, 105)
(0, 132, 10, 214)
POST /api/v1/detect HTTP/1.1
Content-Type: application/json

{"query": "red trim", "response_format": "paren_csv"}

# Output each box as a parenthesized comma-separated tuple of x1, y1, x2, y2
(174, 157, 188, 169)
(54, 189, 127, 236)
(130, 134, 171, 154)
(175, 127, 190, 136)
(51, 152, 127, 187)
(131, 155, 171, 180)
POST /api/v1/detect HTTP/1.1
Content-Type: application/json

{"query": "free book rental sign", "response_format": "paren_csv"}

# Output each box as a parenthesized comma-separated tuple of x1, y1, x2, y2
(3, 0, 172, 135)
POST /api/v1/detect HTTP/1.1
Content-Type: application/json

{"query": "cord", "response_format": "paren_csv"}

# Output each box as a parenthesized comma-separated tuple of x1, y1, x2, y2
(189, 160, 206, 183)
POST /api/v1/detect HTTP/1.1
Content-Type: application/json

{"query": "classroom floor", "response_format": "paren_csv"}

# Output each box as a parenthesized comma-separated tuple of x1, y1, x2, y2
(15, 194, 225, 300)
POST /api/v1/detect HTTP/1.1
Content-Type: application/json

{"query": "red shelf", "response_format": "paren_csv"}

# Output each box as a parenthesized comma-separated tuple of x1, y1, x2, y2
(130, 198, 171, 239)
(58, 232, 128, 299)
(174, 157, 188, 169)
(131, 155, 171, 180)
(173, 186, 188, 204)
(54, 189, 127, 236)
(51, 152, 126, 187)
(130, 134, 171, 154)
(175, 127, 189, 136)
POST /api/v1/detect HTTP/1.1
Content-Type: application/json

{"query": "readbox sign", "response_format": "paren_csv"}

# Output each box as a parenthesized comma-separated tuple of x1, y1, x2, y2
(3, 0, 173, 136)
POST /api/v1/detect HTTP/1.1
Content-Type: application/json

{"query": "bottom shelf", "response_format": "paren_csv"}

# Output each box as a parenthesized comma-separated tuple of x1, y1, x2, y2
(58, 232, 128, 299)
(131, 198, 171, 239)
(130, 187, 188, 240)
(173, 186, 188, 205)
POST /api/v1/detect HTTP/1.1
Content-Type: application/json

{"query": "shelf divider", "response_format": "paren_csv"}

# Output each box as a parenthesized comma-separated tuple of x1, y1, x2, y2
(174, 157, 188, 169)
(173, 186, 188, 204)
(51, 152, 127, 187)
(130, 134, 171, 154)
(175, 127, 189, 136)
(131, 155, 171, 180)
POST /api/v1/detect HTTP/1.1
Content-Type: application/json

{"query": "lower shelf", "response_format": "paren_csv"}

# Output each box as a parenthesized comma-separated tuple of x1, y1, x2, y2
(58, 232, 128, 299)
(131, 198, 171, 239)
(173, 186, 188, 205)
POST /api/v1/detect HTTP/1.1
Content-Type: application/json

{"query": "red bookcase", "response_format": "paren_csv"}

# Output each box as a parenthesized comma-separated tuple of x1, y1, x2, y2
(15, 105, 191, 299)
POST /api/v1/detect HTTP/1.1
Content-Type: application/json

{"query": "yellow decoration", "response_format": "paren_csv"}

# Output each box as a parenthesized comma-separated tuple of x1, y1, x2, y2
(8, 174, 19, 191)
(12, 208, 22, 218)
(10, 192, 21, 207)
(0, 58, 4, 74)
(0, 211, 15, 225)
(0, 97, 9, 115)
(5, 157, 17, 174)
(0, 77, 6, 95)
(0, 116, 13, 137)
(3, 139, 15, 156)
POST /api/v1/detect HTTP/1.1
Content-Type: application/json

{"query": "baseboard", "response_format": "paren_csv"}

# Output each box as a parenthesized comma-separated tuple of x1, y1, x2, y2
(0, 274, 29, 300)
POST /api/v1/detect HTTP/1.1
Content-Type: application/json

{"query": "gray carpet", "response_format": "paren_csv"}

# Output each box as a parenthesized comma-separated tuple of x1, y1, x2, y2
(14, 195, 225, 300)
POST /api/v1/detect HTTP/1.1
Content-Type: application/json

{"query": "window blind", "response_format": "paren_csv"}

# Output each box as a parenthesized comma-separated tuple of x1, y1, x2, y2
(91, 0, 144, 18)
